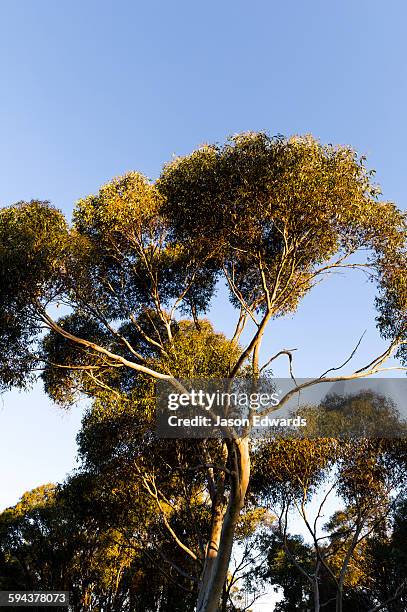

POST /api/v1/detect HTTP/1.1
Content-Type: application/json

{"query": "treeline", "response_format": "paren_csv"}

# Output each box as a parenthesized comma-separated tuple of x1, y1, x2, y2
(1, 390, 407, 611)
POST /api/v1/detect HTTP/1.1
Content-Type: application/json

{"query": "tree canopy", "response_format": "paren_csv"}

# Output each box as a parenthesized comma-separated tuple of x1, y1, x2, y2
(0, 132, 405, 612)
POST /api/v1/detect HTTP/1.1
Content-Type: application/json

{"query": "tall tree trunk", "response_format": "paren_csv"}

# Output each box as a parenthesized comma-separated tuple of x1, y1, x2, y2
(335, 524, 362, 612)
(196, 492, 227, 611)
(336, 587, 343, 612)
(196, 437, 250, 612)
(314, 578, 320, 612)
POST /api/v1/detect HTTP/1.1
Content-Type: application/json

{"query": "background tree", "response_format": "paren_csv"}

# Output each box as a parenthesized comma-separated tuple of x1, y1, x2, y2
(0, 475, 199, 612)
(253, 492, 407, 612)
(250, 394, 407, 612)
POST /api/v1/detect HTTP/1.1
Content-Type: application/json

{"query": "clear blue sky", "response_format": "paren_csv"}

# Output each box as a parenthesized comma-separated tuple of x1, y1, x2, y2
(0, 0, 406, 524)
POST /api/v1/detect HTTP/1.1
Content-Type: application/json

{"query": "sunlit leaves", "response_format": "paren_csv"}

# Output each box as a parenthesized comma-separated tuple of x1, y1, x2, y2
(0, 201, 68, 389)
(158, 132, 405, 318)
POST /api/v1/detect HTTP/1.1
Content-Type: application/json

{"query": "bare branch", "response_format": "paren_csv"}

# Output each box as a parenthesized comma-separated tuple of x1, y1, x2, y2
(319, 330, 366, 379)
(260, 349, 297, 381)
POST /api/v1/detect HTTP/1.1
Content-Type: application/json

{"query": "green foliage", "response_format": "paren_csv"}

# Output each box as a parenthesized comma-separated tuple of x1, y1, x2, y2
(71, 171, 216, 320)
(256, 476, 407, 611)
(259, 532, 314, 611)
(0, 201, 67, 388)
(0, 133, 404, 396)
(376, 250, 407, 364)
(0, 479, 197, 612)
(158, 132, 405, 318)
(0, 132, 406, 611)
(251, 437, 338, 502)
(155, 319, 240, 378)
(41, 313, 111, 404)
(299, 390, 407, 438)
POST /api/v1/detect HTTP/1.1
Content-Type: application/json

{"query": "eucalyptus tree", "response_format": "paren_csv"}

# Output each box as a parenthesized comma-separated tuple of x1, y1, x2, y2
(0, 133, 405, 611)
(0, 478, 196, 612)
(252, 432, 407, 612)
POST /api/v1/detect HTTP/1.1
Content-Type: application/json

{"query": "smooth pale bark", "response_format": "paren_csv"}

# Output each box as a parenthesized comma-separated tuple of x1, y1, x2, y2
(196, 437, 250, 612)
(196, 494, 226, 611)
(335, 524, 362, 612)
(336, 588, 343, 612)
(314, 578, 320, 612)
